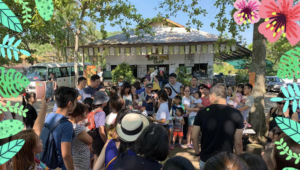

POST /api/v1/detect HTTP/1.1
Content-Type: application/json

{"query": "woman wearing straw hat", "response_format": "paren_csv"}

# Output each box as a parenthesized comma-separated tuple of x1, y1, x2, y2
(112, 124, 169, 170)
(94, 110, 149, 170)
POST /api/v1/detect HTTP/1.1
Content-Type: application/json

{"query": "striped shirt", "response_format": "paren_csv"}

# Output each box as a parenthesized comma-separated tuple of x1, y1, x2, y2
(72, 123, 90, 170)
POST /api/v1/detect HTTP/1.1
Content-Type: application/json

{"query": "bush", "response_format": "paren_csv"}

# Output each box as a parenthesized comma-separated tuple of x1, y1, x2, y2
(175, 66, 192, 86)
(111, 62, 135, 84)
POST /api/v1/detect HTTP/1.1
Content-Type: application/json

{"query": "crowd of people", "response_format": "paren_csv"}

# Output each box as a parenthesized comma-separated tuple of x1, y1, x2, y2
(0, 71, 300, 170)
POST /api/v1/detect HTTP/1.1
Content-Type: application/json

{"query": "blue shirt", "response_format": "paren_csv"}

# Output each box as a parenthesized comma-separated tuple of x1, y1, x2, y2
(145, 94, 153, 112)
(82, 86, 100, 100)
(136, 87, 145, 95)
(44, 113, 74, 170)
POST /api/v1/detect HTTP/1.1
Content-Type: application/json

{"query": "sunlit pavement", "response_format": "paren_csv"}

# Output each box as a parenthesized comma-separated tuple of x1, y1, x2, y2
(4, 92, 278, 170)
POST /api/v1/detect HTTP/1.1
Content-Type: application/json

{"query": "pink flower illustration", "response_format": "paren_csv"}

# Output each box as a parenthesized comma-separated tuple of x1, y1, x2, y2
(234, 0, 261, 25)
(258, 0, 300, 45)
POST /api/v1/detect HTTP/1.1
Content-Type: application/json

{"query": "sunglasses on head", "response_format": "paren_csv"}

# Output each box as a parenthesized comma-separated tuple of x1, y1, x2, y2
(277, 102, 284, 105)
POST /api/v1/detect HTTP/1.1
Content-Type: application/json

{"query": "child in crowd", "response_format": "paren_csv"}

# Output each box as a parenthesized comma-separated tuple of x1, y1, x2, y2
(140, 101, 148, 117)
(172, 96, 185, 113)
(69, 103, 93, 170)
(238, 153, 268, 170)
(172, 108, 185, 148)
(163, 156, 194, 170)
(12, 130, 49, 170)
(265, 126, 283, 150)
(193, 91, 203, 109)
(230, 84, 244, 108)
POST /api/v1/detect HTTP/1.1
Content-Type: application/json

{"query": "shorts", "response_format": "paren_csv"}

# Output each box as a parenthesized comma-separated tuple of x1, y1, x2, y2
(169, 125, 173, 130)
(92, 138, 105, 156)
(188, 116, 195, 126)
(173, 131, 183, 137)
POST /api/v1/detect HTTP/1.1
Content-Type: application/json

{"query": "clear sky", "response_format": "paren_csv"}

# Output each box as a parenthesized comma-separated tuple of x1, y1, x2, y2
(91, 0, 254, 46)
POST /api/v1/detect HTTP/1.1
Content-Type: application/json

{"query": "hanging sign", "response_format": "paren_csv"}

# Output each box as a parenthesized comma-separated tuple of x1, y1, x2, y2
(89, 48, 93, 56)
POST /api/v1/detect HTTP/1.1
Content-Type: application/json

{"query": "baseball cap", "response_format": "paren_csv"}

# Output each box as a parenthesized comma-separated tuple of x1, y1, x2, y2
(145, 83, 153, 88)
(93, 91, 109, 105)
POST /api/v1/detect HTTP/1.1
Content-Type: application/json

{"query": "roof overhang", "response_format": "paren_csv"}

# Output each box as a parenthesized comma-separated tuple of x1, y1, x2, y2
(215, 45, 252, 61)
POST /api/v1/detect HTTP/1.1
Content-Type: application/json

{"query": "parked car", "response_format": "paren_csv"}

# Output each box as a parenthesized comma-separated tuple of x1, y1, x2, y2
(266, 76, 287, 92)
(282, 83, 300, 94)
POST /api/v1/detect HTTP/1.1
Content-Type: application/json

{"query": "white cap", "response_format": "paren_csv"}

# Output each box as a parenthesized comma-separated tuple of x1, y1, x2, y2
(118, 83, 123, 86)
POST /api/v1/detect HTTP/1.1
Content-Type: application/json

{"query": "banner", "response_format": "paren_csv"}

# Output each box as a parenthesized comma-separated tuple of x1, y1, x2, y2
(110, 47, 114, 55)
(147, 47, 151, 55)
(163, 46, 168, 54)
(115, 47, 120, 56)
(191, 46, 195, 54)
(185, 46, 189, 54)
(158, 46, 162, 54)
(136, 47, 141, 55)
(249, 72, 255, 87)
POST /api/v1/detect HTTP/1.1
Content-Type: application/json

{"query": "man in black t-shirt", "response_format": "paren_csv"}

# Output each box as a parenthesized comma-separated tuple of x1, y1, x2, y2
(192, 83, 244, 170)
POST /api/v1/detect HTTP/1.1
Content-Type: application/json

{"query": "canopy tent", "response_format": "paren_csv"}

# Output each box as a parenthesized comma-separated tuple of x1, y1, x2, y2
(226, 59, 273, 69)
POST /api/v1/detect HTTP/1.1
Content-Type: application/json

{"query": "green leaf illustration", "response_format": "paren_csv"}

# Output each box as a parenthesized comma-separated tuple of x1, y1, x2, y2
(0, 66, 30, 98)
(275, 117, 300, 144)
(283, 168, 299, 170)
(0, 119, 23, 139)
(0, 34, 31, 61)
(275, 138, 300, 165)
(0, 139, 25, 165)
(270, 83, 300, 113)
(14, 0, 32, 23)
(0, 0, 23, 32)
(35, 0, 54, 21)
(277, 47, 300, 80)
(0, 101, 27, 117)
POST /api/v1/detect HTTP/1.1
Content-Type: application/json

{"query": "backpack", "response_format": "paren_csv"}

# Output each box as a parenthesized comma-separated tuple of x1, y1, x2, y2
(39, 118, 70, 169)
(86, 109, 103, 137)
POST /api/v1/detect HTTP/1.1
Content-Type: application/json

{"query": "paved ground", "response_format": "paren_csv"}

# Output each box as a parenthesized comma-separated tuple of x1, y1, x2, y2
(4, 92, 278, 170)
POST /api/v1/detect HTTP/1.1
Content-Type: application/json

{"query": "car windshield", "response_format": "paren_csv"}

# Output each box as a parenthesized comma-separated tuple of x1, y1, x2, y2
(279, 78, 284, 83)
(26, 67, 47, 81)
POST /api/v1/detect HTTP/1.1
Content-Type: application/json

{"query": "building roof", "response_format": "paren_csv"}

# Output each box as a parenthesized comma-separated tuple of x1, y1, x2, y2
(29, 62, 92, 68)
(89, 27, 219, 45)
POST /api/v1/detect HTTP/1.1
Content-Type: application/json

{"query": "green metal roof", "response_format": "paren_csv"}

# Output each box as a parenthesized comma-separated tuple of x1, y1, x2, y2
(227, 59, 273, 69)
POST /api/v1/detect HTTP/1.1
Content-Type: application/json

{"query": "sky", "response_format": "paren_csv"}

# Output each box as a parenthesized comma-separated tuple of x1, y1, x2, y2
(88, 0, 254, 46)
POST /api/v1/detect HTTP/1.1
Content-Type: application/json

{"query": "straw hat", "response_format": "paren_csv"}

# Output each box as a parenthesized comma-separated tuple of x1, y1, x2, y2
(116, 113, 149, 142)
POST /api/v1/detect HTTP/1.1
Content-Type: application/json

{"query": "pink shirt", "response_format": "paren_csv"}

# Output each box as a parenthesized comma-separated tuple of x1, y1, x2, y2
(201, 97, 211, 107)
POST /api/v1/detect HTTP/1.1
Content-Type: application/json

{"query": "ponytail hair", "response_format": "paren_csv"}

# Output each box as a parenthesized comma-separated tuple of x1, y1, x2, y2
(22, 92, 36, 110)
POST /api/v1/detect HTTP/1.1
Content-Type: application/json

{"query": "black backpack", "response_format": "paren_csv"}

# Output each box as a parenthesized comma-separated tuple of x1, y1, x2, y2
(39, 118, 71, 169)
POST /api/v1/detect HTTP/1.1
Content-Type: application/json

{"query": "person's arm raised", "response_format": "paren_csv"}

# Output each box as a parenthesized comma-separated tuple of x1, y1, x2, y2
(234, 129, 243, 155)
(94, 141, 109, 170)
(32, 96, 49, 137)
(61, 142, 75, 170)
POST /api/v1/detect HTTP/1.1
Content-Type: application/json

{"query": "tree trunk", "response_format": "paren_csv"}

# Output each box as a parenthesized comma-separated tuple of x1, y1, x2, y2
(74, 30, 80, 88)
(73, 3, 88, 88)
(249, 19, 267, 139)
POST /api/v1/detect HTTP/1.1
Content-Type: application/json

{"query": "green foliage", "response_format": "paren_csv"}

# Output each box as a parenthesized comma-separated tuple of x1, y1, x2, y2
(0, 101, 28, 117)
(235, 69, 249, 84)
(14, 0, 32, 23)
(175, 66, 192, 86)
(111, 62, 135, 84)
(0, 67, 30, 98)
(0, 35, 31, 61)
(0, 119, 24, 139)
(275, 138, 300, 164)
(213, 63, 238, 75)
(277, 47, 300, 80)
(0, 139, 25, 165)
(0, 56, 22, 67)
(0, 0, 23, 32)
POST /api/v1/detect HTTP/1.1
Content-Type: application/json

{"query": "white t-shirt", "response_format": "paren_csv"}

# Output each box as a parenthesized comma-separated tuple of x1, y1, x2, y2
(194, 98, 202, 104)
(155, 102, 170, 125)
(183, 96, 197, 117)
(164, 82, 183, 99)
(77, 88, 84, 103)
(240, 95, 254, 121)
(123, 94, 133, 106)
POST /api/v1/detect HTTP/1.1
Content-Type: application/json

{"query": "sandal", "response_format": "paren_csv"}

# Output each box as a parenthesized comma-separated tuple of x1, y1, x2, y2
(188, 144, 194, 149)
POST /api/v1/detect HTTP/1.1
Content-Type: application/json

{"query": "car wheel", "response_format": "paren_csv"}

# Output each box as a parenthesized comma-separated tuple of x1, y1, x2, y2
(267, 86, 271, 92)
